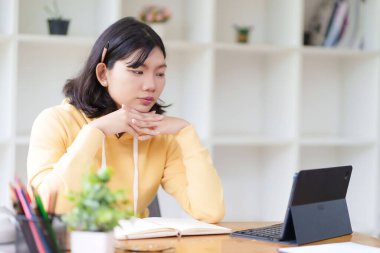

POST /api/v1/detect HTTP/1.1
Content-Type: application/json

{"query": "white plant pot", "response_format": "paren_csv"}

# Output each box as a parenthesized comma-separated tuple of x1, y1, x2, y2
(71, 230, 114, 253)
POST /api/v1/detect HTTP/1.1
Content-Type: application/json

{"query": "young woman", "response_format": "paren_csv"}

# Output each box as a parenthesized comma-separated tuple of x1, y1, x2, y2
(27, 17, 224, 223)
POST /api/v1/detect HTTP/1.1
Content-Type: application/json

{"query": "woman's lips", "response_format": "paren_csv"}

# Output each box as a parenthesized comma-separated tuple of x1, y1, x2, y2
(139, 97, 154, 106)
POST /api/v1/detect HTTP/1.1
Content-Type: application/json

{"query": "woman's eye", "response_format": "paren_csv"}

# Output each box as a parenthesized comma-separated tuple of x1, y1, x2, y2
(156, 72, 165, 77)
(130, 70, 143, 75)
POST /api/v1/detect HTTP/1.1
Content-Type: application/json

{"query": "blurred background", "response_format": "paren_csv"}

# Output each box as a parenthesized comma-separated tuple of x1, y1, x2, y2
(0, 0, 379, 238)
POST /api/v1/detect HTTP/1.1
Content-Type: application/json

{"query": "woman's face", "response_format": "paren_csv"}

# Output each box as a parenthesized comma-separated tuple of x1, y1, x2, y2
(105, 47, 166, 112)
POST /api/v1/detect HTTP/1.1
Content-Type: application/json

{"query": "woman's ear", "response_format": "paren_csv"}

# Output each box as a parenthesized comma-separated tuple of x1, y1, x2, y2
(96, 63, 108, 87)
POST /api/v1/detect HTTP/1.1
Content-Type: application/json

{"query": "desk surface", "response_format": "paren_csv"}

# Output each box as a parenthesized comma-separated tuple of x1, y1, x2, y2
(114, 222, 380, 253)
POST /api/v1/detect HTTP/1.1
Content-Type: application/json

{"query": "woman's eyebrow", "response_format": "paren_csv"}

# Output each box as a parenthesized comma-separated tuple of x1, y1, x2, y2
(139, 63, 167, 69)
(156, 63, 167, 68)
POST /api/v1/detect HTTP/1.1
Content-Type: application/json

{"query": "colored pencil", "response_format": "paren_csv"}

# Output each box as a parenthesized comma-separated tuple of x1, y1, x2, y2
(33, 187, 61, 253)
(15, 186, 47, 253)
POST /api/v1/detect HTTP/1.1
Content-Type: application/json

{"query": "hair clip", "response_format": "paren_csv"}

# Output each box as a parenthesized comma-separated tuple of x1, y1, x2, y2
(101, 41, 110, 63)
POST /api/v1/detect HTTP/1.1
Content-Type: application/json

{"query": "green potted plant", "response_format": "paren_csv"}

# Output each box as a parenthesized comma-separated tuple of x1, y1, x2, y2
(44, 0, 70, 35)
(234, 25, 254, 43)
(62, 168, 133, 253)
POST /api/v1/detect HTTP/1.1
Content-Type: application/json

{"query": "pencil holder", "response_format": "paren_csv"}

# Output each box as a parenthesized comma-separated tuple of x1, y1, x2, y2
(15, 215, 68, 253)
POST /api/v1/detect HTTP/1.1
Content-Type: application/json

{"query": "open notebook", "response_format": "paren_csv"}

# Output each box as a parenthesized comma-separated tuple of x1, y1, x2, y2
(114, 217, 232, 240)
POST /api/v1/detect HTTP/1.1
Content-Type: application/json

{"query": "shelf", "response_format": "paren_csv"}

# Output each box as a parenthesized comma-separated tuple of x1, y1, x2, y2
(165, 40, 209, 51)
(16, 35, 208, 50)
(300, 137, 377, 146)
(17, 34, 95, 46)
(1, 0, 379, 235)
(16, 34, 210, 51)
(302, 46, 380, 58)
(215, 43, 297, 53)
(212, 136, 294, 146)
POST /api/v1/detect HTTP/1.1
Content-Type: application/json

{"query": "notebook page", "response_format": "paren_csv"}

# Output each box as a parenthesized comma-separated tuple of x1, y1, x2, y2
(144, 218, 231, 235)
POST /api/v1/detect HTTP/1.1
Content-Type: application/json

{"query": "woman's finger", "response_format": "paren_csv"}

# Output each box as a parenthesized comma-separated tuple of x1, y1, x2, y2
(131, 123, 160, 136)
(125, 124, 139, 137)
(131, 118, 158, 128)
(129, 109, 163, 121)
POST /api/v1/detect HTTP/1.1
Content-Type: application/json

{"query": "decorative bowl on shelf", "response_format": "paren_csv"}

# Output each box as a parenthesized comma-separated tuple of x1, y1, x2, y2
(139, 5, 172, 40)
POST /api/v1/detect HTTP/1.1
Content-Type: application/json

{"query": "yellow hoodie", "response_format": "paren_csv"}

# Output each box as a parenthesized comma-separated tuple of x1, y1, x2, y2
(27, 100, 225, 223)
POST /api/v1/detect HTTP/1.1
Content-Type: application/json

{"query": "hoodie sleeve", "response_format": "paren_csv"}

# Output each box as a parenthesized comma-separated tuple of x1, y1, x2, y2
(27, 108, 104, 213)
(160, 125, 225, 223)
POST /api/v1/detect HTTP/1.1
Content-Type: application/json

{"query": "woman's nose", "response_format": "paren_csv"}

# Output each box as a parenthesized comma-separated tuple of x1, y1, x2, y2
(142, 75, 156, 91)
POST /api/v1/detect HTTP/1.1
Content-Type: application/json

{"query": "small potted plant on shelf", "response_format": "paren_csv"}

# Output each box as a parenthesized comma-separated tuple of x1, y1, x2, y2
(139, 5, 172, 39)
(234, 24, 254, 43)
(62, 167, 133, 253)
(44, 0, 70, 35)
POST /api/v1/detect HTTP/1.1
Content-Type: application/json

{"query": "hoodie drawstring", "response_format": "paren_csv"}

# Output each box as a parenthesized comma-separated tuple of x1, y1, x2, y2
(132, 137, 139, 215)
(101, 137, 139, 215)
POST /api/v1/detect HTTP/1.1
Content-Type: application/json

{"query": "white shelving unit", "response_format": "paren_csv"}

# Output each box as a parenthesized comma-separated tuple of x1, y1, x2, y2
(1, 0, 380, 237)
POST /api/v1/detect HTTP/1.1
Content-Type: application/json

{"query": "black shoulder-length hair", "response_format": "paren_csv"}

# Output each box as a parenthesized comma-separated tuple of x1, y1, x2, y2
(63, 17, 168, 118)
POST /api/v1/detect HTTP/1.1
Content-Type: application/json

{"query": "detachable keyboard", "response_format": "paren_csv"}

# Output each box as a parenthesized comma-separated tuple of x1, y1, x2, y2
(232, 223, 284, 241)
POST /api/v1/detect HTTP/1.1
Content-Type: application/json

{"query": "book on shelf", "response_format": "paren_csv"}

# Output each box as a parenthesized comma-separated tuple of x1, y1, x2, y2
(336, 0, 358, 48)
(323, 0, 349, 47)
(114, 217, 232, 240)
(307, 0, 366, 49)
(308, 0, 337, 46)
(348, 0, 366, 49)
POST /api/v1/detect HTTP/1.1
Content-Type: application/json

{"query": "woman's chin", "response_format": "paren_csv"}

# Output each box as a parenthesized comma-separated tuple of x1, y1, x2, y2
(134, 105, 153, 113)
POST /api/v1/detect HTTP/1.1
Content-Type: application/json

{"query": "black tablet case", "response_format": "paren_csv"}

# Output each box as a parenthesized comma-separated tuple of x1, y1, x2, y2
(283, 165, 353, 245)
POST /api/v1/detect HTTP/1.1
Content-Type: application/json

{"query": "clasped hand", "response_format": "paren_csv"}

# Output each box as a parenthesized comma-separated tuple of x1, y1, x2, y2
(90, 104, 189, 140)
